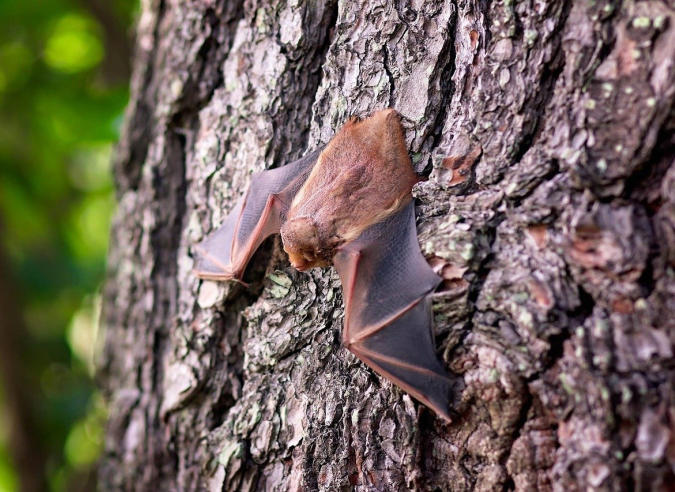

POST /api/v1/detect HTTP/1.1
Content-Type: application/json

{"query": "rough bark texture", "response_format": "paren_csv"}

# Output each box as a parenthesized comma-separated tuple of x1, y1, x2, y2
(100, 0, 675, 490)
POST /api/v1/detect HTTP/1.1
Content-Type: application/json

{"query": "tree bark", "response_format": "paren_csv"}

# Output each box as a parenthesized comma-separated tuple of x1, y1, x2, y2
(100, 0, 675, 490)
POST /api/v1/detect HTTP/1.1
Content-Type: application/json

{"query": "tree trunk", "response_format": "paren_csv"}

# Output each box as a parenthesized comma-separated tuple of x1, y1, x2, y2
(99, 0, 675, 490)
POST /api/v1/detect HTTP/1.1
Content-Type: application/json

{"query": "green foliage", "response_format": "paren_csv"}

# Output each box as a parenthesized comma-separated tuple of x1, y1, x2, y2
(0, 0, 137, 489)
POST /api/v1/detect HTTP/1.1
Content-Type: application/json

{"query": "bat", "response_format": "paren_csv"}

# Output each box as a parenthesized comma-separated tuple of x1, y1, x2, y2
(193, 109, 454, 421)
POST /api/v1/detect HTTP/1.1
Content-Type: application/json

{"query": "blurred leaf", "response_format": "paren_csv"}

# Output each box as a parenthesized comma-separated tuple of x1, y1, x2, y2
(68, 145, 112, 192)
(66, 194, 115, 261)
(0, 178, 51, 256)
(43, 15, 103, 74)
(67, 296, 101, 376)
(0, 42, 33, 91)
(0, 450, 18, 492)
(64, 395, 106, 468)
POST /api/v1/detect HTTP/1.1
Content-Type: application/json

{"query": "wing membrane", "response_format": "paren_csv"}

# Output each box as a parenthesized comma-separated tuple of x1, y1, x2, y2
(334, 201, 452, 421)
(193, 148, 322, 281)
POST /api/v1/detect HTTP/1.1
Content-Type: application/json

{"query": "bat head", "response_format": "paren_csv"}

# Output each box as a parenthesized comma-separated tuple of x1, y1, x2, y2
(280, 215, 332, 271)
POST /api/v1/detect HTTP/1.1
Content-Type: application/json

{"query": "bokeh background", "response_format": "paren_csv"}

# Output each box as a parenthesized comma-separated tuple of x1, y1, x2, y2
(0, 1, 137, 490)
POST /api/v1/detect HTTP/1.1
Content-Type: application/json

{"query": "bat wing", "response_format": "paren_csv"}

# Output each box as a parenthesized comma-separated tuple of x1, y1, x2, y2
(193, 148, 322, 282)
(334, 200, 453, 421)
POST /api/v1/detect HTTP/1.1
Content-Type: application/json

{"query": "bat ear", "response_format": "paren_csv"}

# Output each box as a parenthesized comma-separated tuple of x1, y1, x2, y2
(281, 216, 319, 248)
(368, 108, 401, 127)
(381, 107, 400, 120)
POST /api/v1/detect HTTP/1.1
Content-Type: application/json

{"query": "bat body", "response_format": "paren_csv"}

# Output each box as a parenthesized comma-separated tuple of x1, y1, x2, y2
(194, 109, 453, 421)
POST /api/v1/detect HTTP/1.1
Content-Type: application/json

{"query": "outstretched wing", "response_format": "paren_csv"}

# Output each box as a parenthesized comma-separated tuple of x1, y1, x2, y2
(334, 200, 453, 421)
(193, 148, 322, 282)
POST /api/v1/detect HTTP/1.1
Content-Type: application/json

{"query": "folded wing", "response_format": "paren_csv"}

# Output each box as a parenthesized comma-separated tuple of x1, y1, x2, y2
(193, 148, 322, 282)
(334, 200, 453, 421)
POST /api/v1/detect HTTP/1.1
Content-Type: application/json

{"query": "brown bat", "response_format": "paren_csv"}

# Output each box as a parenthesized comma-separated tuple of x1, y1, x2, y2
(193, 109, 453, 421)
